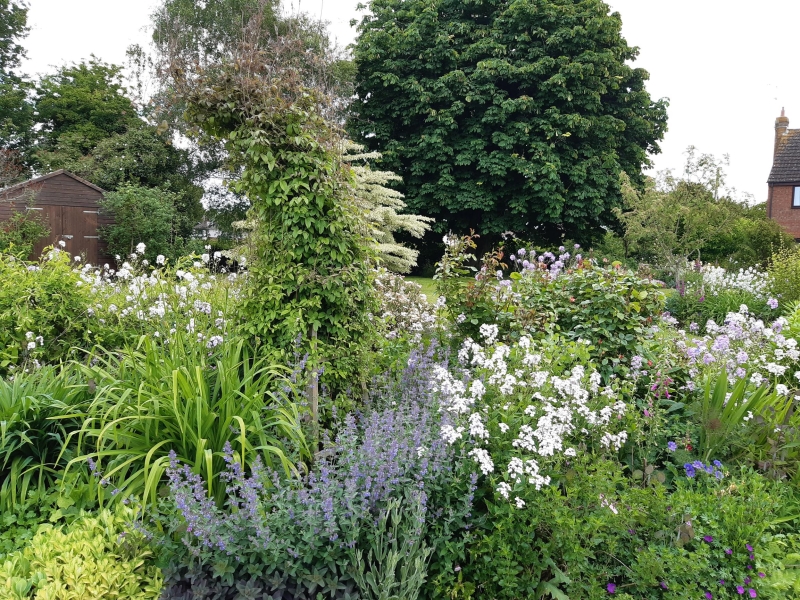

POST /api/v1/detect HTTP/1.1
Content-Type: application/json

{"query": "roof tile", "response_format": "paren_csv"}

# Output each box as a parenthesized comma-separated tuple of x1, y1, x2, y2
(769, 130, 800, 183)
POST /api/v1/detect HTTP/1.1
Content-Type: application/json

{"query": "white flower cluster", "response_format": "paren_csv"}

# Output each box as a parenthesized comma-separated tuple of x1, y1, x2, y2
(431, 333, 630, 505)
(698, 265, 771, 300)
(374, 269, 437, 343)
(66, 250, 237, 347)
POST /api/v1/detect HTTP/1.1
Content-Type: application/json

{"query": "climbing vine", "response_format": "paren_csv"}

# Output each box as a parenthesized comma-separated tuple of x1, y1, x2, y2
(183, 59, 377, 391)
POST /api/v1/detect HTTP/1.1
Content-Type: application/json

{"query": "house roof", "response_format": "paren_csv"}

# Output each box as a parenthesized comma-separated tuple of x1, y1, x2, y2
(0, 169, 106, 196)
(769, 130, 800, 184)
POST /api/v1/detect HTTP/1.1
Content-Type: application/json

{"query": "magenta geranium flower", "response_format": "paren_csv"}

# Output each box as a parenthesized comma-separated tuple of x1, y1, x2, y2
(607, 583, 616, 594)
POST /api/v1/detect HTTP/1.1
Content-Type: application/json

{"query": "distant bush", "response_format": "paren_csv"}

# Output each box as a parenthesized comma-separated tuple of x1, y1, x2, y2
(768, 246, 800, 306)
(0, 248, 91, 371)
(436, 236, 665, 373)
(0, 203, 50, 260)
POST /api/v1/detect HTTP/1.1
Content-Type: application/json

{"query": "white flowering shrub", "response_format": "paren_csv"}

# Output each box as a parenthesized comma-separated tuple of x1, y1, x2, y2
(0, 244, 240, 371)
(668, 264, 777, 329)
(0, 247, 92, 371)
(374, 269, 437, 343)
(78, 248, 240, 352)
(431, 328, 633, 506)
(698, 265, 771, 300)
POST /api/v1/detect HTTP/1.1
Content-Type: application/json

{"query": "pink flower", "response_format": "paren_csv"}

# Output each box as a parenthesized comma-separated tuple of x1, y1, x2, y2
(607, 583, 616, 594)
(737, 586, 745, 595)
(749, 589, 757, 598)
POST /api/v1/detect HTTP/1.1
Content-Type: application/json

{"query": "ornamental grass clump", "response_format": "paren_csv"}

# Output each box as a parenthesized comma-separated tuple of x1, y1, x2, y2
(0, 364, 92, 510)
(68, 331, 309, 507)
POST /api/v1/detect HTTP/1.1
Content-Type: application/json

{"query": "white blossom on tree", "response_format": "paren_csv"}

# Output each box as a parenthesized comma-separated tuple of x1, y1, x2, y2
(342, 141, 433, 273)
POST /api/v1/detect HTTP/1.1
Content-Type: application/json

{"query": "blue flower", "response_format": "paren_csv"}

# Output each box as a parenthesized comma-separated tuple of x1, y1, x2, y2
(713, 460, 722, 468)
(684, 463, 696, 478)
(667, 441, 677, 452)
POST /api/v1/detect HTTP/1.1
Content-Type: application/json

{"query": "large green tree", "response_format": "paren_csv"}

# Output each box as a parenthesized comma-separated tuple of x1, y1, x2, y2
(351, 0, 668, 243)
(34, 59, 139, 156)
(32, 60, 204, 243)
(0, 0, 33, 160)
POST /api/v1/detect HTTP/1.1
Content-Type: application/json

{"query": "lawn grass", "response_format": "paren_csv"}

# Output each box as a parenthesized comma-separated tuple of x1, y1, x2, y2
(405, 276, 437, 303)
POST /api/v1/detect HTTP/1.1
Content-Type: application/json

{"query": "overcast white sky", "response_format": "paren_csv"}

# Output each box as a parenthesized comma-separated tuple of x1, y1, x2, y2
(21, 0, 800, 202)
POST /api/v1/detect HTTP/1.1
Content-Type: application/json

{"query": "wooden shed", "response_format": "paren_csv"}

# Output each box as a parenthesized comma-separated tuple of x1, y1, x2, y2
(0, 170, 113, 265)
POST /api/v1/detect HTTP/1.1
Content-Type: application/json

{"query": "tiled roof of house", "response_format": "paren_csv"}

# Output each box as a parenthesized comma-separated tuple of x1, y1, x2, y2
(769, 130, 800, 183)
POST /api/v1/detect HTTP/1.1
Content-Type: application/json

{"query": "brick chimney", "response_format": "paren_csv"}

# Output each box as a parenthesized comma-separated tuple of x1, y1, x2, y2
(775, 107, 789, 158)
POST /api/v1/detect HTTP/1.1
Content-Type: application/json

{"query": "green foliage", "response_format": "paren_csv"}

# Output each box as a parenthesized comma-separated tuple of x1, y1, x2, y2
(433, 233, 477, 303)
(31, 59, 204, 245)
(768, 246, 800, 306)
(0, 249, 91, 371)
(33, 59, 139, 159)
(0, 0, 33, 155)
(71, 332, 308, 506)
(77, 124, 204, 241)
(182, 60, 377, 392)
(351, 0, 668, 242)
(0, 201, 49, 259)
(666, 284, 771, 329)
(0, 507, 163, 599)
(701, 202, 793, 268)
(0, 365, 90, 510)
(618, 175, 732, 286)
(517, 263, 665, 367)
(151, 0, 280, 67)
(464, 457, 788, 599)
(351, 495, 433, 600)
(99, 184, 178, 261)
(760, 533, 800, 597)
(435, 238, 664, 372)
(695, 373, 781, 463)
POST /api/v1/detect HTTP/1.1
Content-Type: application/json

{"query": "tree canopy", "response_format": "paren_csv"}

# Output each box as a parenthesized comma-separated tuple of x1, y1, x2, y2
(351, 0, 668, 244)
(34, 59, 140, 157)
(32, 59, 204, 249)
(0, 0, 33, 158)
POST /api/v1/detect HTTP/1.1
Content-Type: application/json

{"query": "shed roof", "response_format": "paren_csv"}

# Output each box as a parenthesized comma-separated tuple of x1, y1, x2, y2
(0, 169, 105, 196)
(769, 130, 800, 184)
